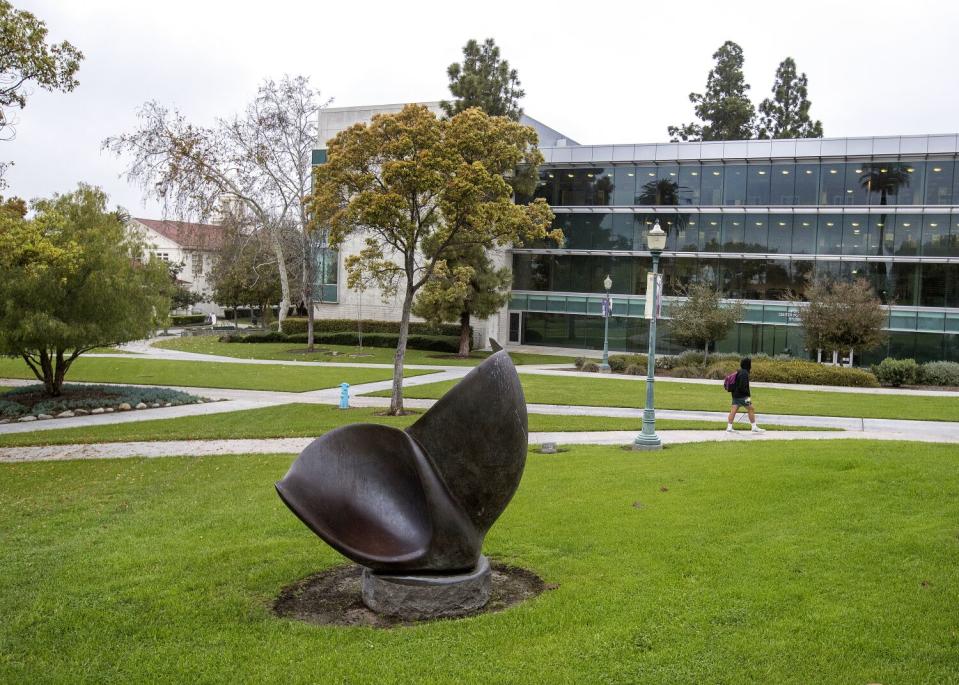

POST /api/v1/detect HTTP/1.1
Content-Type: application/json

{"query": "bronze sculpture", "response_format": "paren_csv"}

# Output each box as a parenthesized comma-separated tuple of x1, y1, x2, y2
(276, 350, 528, 617)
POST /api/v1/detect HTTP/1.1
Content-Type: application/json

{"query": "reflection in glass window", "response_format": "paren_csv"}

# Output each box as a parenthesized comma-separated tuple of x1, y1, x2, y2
(533, 169, 557, 204)
(635, 166, 657, 203)
(792, 215, 817, 254)
(842, 214, 868, 255)
(792, 259, 815, 295)
(893, 262, 919, 306)
(612, 166, 636, 205)
(894, 214, 921, 255)
(766, 259, 791, 300)
(817, 216, 842, 254)
(743, 216, 768, 252)
(551, 255, 571, 291)
(742, 259, 766, 299)
(675, 214, 698, 251)
(921, 216, 950, 256)
(557, 169, 585, 205)
(723, 165, 747, 206)
(700, 165, 724, 205)
(844, 163, 870, 204)
(637, 167, 680, 205)
(925, 161, 955, 204)
(921, 263, 948, 307)
(862, 162, 908, 206)
(591, 168, 614, 205)
(794, 163, 819, 204)
(720, 259, 745, 299)
(767, 214, 792, 253)
(722, 215, 745, 251)
(896, 163, 925, 205)
(819, 163, 845, 204)
(699, 257, 721, 290)
(678, 165, 701, 205)
(700, 214, 722, 251)
(770, 164, 795, 204)
(746, 164, 771, 205)
(609, 256, 632, 294)
(610, 214, 636, 250)
(665, 258, 698, 296)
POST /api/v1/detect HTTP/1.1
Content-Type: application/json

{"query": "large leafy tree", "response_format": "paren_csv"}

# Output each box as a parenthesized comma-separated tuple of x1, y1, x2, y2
(0, 185, 170, 396)
(755, 57, 823, 139)
(311, 105, 556, 414)
(797, 279, 887, 366)
(668, 41, 755, 142)
(441, 38, 524, 121)
(668, 283, 744, 361)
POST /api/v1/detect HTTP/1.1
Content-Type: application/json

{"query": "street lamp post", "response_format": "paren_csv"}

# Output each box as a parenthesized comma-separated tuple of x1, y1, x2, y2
(599, 274, 612, 373)
(634, 221, 667, 451)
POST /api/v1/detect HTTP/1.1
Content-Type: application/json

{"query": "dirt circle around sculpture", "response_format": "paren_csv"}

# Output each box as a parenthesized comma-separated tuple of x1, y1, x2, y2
(273, 561, 552, 628)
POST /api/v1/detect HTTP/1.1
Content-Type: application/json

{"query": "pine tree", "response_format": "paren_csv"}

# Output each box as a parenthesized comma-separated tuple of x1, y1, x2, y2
(440, 38, 524, 121)
(668, 41, 755, 142)
(755, 57, 823, 139)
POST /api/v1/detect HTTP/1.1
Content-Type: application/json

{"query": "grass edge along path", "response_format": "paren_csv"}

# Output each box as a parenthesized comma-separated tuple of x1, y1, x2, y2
(1, 441, 957, 683)
(0, 403, 830, 448)
(0, 357, 434, 393)
(368, 374, 959, 422)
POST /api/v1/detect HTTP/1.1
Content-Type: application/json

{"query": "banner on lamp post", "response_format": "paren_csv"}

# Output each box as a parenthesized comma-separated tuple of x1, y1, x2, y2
(644, 273, 663, 320)
(602, 295, 612, 318)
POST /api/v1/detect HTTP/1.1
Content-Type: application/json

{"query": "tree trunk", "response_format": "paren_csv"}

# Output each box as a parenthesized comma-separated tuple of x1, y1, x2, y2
(703, 340, 710, 364)
(389, 289, 414, 415)
(832, 350, 838, 366)
(234, 305, 239, 330)
(458, 311, 471, 358)
(270, 230, 290, 333)
(848, 347, 855, 368)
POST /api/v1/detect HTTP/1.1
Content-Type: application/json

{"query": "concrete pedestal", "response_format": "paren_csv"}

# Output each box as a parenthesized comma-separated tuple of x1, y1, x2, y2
(361, 556, 491, 619)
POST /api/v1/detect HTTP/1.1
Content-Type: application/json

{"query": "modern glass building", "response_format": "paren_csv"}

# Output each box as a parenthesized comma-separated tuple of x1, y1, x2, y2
(509, 135, 959, 363)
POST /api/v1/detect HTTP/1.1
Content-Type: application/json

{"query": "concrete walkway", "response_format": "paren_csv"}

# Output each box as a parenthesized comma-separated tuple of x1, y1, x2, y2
(1, 428, 949, 464)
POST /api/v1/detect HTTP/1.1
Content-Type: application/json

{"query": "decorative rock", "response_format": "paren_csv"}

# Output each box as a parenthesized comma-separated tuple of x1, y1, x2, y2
(150, 403, 160, 408)
(90, 407, 105, 415)
(117, 403, 131, 411)
(37, 414, 53, 420)
(135, 402, 147, 410)
(0, 418, 9, 425)
(74, 408, 89, 416)
(162, 403, 171, 407)
(104, 407, 115, 413)
(56, 410, 75, 419)
(361, 556, 492, 620)
(539, 442, 557, 454)
(18, 415, 37, 422)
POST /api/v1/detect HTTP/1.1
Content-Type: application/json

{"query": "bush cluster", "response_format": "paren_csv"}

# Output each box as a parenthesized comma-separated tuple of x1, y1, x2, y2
(872, 358, 920, 387)
(0, 384, 202, 419)
(608, 354, 648, 373)
(704, 358, 879, 387)
(919, 361, 959, 387)
(271, 317, 465, 338)
(171, 314, 206, 326)
(220, 331, 462, 354)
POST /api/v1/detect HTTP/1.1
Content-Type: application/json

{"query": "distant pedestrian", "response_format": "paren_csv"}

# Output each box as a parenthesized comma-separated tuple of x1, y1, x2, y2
(726, 357, 765, 434)
(210, 312, 217, 328)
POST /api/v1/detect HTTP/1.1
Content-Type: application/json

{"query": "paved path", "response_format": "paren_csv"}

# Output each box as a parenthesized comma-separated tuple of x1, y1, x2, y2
(1, 428, 949, 464)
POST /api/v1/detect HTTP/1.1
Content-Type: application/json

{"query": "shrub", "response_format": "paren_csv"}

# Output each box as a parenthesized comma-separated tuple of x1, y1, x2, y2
(704, 358, 879, 387)
(0, 384, 202, 418)
(573, 357, 586, 369)
(873, 358, 919, 387)
(609, 354, 647, 372)
(171, 314, 206, 326)
(623, 364, 645, 376)
(220, 331, 461, 354)
(919, 361, 959, 387)
(581, 362, 600, 373)
(0, 399, 28, 419)
(272, 317, 465, 338)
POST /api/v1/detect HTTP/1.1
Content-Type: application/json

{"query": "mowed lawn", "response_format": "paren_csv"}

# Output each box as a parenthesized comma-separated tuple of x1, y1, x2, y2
(0, 404, 824, 447)
(371, 374, 959, 422)
(153, 337, 576, 367)
(0, 357, 435, 393)
(2, 441, 958, 683)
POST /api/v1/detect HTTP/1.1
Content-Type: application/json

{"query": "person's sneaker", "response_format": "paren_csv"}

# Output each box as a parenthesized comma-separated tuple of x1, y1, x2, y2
(725, 425, 735, 433)
(751, 425, 766, 434)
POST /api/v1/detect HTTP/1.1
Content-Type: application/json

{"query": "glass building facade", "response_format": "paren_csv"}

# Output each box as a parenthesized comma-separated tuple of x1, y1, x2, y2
(509, 135, 959, 363)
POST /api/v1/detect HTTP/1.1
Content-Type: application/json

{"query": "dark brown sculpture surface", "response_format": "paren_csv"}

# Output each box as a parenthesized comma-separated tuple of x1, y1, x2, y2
(275, 351, 528, 573)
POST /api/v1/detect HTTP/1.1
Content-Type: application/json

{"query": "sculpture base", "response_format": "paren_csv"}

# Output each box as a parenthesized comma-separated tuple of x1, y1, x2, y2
(361, 556, 491, 619)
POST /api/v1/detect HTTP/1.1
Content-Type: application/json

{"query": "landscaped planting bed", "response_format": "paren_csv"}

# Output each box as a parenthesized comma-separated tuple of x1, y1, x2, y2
(0, 384, 207, 423)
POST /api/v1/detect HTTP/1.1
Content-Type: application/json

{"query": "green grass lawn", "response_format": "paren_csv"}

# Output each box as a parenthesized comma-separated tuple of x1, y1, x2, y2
(372, 374, 959, 422)
(153, 337, 576, 367)
(0, 357, 434, 393)
(0, 404, 824, 447)
(2, 441, 957, 683)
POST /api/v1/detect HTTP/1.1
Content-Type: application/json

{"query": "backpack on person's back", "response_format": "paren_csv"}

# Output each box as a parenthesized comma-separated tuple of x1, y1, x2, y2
(722, 370, 738, 392)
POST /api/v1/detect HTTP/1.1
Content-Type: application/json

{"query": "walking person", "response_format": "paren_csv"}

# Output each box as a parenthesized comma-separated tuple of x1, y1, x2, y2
(726, 357, 765, 434)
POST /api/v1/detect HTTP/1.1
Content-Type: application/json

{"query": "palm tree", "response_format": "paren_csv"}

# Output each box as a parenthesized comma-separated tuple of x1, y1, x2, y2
(859, 163, 911, 302)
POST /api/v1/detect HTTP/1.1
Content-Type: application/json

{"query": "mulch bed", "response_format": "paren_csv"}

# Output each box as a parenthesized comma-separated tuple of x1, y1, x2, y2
(273, 561, 552, 628)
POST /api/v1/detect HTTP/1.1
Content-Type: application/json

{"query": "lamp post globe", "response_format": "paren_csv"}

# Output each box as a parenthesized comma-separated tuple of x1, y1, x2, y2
(634, 221, 666, 450)
(599, 274, 613, 373)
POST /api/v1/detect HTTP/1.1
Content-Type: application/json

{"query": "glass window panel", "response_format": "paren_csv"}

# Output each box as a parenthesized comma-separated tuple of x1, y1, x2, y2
(700, 213, 722, 251)
(950, 216, 959, 257)
(792, 215, 817, 254)
(816, 215, 842, 254)
(922, 215, 950, 256)
(568, 255, 590, 292)
(867, 262, 890, 304)
(819, 163, 845, 205)
(816, 260, 841, 282)
(925, 161, 955, 204)
(632, 256, 652, 295)
(590, 168, 614, 206)
(637, 164, 679, 205)
(791, 259, 815, 297)
(635, 165, 657, 204)
(609, 257, 632, 294)
(722, 215, 745, 251)
(892, 262, 919, 306)
(676, 213, 699, 251)
(795, 163, 819, 205)
(533, 169, 557, 204)
(586, 214, 615, 250)
(948, 266, 959, 308)
(723, 165, 747, 206)
(915, 333, 943, 363)
(743, 215, 768, 253)
(841, 261, 868, 282)
(770, 164, 796, 204)
(512, 253, 531, 290)
(917, 312, 945, 333)
(888, 331, 916, 358)
(742, 259, 767, 299)
(746, 164, 771, 205)
(588, 255, 610, 293)
(719, 258, 744, 299)
(531, 254, 553, 291)
(612, 166, 636, 205)
(866, 215, 890, 256)
(551, 255, 572, 292)
(920, 263, 948, 307)
(842, 214, 868, 255)
(844, 163, 870, 204)
(610, 214, 636, 250)
(765, 259, 791, 300)
(698, 257, 721, 289)
(561, 214, 589, 249)
(897, 162, 925, 205)
(663, 257, 698, 295)
(863, 162, 909, 206)
(677, 164, 701, 205)
(894, 214, 921, 256)
(700, 165, 724, 205)
(767, 214, 792, 253)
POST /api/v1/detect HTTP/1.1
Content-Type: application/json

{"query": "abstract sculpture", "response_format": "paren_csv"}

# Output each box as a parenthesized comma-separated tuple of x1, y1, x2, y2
(275, 350, 528, 618)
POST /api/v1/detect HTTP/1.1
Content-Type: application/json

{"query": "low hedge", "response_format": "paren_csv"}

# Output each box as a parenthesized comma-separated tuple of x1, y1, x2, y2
(220, 331, 461, 354)
(703, 358, 879, 388)
(0, 384, 202, 419)
(171, 314, 206, 326)
(271, 317, 466, 338)
(919, 361, 959, 386)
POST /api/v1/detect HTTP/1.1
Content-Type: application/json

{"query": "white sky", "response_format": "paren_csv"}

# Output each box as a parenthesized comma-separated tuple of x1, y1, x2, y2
(8, 0, 959, 216)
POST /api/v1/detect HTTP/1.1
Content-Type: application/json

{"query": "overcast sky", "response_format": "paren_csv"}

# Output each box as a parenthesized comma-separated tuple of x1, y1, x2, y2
(8, 0, 959, 217)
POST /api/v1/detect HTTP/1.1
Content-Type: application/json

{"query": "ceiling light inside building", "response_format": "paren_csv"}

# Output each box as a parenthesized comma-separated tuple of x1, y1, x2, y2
(932, 167, 943, 172)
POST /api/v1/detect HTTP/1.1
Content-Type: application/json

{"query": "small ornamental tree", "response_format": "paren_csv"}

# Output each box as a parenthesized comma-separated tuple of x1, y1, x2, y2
(668, 283, 744, 361)
(755, 57, 823, 139)
(0, 185, 171, 396)
(311, 105, 557, 414)
(797, 278, 887, 366)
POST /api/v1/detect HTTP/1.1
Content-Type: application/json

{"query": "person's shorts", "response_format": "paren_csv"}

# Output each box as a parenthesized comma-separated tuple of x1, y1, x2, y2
(731, 396, 751, 407)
